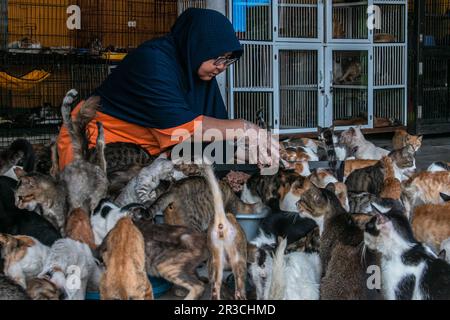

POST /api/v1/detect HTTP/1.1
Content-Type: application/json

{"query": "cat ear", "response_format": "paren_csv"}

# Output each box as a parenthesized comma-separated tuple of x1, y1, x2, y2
(418, 136, 423, 143)
(325, 182, 335, 194)
(438, 249, 446, 260)
(440, 193, 450, 202)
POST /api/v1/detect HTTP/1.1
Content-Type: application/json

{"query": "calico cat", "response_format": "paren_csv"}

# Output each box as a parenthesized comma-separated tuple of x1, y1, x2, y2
(241, 169, 307, 212)
(148, 176, 268, 233)
(297, 183, 381, 300)
(98, 217, 153, 300)
(364, 209, 450, 300)
(137, 220, 209, 300)
(205, 165, 247, 300)
(0, 274, 30, 300)
(412, 201, 450, 252)
(392, 129, 423, 152)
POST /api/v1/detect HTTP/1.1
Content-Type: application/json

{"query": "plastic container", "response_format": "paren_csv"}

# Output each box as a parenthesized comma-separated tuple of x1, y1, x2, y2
(85, 276, 172, 300)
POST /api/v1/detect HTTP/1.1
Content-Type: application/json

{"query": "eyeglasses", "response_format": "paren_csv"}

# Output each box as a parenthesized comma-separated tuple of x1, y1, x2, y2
(213, 56, 239, 67)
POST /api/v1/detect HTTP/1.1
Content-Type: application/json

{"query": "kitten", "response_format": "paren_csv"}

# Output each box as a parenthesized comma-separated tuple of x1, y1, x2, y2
(340, 126, 390, 160)
(98, 217, 153, 300)
(0, 234, 50, 288)
(38, 238, 102, 300)
(0, 274, 30, 300)
(412, 201, 450, 252)
(59, 95, 108, 214)
(364, 209, 450, 299)
(14, 168, 68, 235)
(115, 156, 186, 207)
(348, 192, 379, 214)
(205, 165, 247, 300)
(149, 176, 268, 233)
(297, 184, 380, 299)
(392, 129, 423, 152)
(137, 220, 209, 300)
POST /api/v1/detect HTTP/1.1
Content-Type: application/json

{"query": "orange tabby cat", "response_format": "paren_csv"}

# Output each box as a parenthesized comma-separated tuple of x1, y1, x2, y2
(343, 159, 378, 181)
(392, 129, 423, 151)
(412, 202, 450, 251)
(404, 171, 450, 206)
(379, 156, 402, 200)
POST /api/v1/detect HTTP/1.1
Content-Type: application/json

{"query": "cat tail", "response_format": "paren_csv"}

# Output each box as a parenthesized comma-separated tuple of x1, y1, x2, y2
(268, 237, 286, 300)
(203, 165, 227, 224)
(381, 156, 395, 180)
(0, 139, 35, 174)
(336, 160, 345, 182)
(75, 95, 101, 160)
(95, 121, 107, 173)
(61, 89, 83, 162)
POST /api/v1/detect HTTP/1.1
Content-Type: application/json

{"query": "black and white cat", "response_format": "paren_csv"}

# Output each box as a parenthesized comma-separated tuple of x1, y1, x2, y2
(364, 208, 450, 300)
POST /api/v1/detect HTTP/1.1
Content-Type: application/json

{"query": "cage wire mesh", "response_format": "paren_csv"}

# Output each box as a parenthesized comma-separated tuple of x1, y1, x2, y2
(232, 0, 272, 41)
(0, 52, 109, 147)
(374, 4, 406, 43)
(279, 50, 318, 129)
(332, 50, 369, 126)
(421, 56, 450, 122)
(278, 0, 318, 39)
(233, 91, 273, 127)
(424, 0, 450, 47)
(332, 0, 369, 40)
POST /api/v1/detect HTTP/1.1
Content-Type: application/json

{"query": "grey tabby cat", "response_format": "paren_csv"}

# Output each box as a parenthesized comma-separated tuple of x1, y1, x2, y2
(0, 274, 30, 300)
(148, 176, 269, 232)
(115, 156, 186, 207)
(59, 94, 108, 213)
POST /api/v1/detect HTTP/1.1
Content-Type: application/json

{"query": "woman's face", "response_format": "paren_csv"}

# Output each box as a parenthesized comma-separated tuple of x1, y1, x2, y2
(197, 52, 233, 81)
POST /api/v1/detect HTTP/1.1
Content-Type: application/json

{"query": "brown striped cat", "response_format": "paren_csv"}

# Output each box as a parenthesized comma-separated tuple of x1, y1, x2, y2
(392, 129, 423, 152)
(148, 176, 268, 233)
(341, 159, 378, 182)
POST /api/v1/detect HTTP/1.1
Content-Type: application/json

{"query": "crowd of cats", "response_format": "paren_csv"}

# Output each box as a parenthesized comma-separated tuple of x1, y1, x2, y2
(0, 90, 450, 300)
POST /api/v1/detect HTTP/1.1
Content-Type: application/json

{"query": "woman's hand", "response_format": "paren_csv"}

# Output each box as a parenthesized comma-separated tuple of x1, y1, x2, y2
(236, 120, 280, 171)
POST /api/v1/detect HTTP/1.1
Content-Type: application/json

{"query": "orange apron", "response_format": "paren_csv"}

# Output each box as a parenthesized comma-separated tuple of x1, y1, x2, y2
(57, 101, 203, 170)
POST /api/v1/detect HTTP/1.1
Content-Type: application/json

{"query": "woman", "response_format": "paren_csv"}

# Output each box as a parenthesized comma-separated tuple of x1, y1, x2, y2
(57, 8, 278, 170)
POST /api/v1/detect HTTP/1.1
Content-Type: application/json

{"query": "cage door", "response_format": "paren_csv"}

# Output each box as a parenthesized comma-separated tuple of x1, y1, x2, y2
(325, 46, 374, 129)
(327, 0, 374, 43)
(276, 46, 324, 134)
(275, 0, 324, 42)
